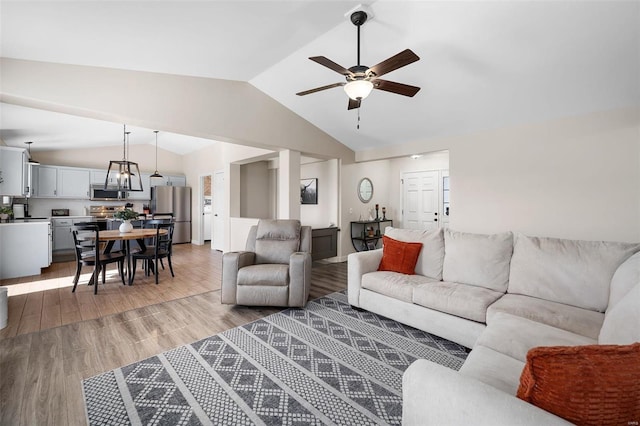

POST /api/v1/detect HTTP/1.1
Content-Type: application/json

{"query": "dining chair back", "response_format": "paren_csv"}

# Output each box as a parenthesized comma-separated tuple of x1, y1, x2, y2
(72, 224, 126, 294)
(131, 222, 175, 284)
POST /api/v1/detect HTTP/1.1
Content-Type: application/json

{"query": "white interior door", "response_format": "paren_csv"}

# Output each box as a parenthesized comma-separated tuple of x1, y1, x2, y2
(402, 171, 439, 230)
(212, 170, 225, 251)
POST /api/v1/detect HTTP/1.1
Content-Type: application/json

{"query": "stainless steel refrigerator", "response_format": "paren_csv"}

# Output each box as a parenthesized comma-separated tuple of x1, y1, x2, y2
(151, 186, 192, 243)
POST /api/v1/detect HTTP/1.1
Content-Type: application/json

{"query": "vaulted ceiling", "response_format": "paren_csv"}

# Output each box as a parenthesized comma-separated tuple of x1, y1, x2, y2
(1, 1, 638, 156)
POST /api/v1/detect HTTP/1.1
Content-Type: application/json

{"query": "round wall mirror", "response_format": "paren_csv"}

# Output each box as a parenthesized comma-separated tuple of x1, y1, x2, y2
(357, 178, 374, 203)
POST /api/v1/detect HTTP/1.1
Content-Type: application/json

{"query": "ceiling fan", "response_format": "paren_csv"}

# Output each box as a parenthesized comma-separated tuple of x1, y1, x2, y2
(296, 10, 421, 110)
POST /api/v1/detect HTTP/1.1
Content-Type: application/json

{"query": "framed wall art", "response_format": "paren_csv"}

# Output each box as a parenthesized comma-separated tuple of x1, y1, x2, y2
(300, 178, 318, 205)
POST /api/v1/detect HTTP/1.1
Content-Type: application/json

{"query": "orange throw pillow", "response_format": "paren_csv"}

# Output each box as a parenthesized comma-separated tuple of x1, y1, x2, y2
(377, 235, 423, 275)
(517, 343, 640, 426)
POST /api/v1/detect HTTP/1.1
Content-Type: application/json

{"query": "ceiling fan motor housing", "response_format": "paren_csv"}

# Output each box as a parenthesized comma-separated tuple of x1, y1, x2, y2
(350, 11, 368, 26)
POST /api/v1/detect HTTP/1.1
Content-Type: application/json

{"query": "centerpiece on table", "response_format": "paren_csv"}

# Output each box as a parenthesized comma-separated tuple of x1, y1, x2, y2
(113, 208, 140, 233)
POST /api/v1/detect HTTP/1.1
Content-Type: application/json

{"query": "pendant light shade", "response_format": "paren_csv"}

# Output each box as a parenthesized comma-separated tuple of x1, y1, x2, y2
(105, 124, 144, 192)
(150, 130, 163, 179)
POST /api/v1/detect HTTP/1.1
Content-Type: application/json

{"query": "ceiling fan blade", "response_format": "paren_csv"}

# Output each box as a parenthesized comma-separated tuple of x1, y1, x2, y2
(296, 82, 345, 96)
(309, 56, 354, 77)
(373, 79, 421, 97)
(368, 49, 420, 78)
(347, 98, 361, 110)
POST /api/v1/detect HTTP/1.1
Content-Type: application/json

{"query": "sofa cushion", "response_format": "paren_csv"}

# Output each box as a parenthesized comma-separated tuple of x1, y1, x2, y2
(237, 264, 289, 287)
(442, 229, 513, 292)
(412, 281, 504, 323)
(517, 343, 640, 426)
(254, 219, 301, 264)
(608, 251, 640, 310)
(378, 235, 423, 275)
(599, 283, 640, 344)
(361, 271, 438, 303)
(487, 294, 604, 340)
(459, 345, 525, 395)
(508, 233, 639, 312)
(477, 312, 596, 362)
(384, 227, 445, 280)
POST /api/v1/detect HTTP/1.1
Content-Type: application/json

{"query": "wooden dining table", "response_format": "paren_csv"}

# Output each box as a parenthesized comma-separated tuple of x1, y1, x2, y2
(99, 228, 168, 285)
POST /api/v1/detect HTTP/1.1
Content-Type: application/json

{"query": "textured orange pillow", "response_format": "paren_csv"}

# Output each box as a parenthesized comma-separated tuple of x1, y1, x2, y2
(517, 343, 640, 426)
(377, 235, 423, 275)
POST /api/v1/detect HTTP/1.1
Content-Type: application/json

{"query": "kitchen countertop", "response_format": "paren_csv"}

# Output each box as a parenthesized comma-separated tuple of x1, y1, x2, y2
(0, 218, 51, 225)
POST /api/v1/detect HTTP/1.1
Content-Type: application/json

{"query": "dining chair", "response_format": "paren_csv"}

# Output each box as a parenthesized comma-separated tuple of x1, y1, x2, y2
(131, 222, 175, 284)
(72, 224, 126, 294)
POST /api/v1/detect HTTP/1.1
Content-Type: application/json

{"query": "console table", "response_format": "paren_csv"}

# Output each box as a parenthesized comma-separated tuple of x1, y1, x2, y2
(350, 219, 392, 252)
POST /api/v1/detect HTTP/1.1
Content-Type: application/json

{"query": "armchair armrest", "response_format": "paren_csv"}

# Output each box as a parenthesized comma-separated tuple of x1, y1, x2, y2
(347, 249, 383, 307)
(289, 252, 312, 307)
(221, 251, 255, 304)
(403, 360, 571, 426)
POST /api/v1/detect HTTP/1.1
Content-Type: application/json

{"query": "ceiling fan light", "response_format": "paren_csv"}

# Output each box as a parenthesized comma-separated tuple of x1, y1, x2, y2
(344, 80, 373, 100)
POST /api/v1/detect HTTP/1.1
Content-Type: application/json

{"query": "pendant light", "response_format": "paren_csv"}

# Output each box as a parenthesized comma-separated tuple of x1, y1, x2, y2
(105, 124, 143, 192)
(150, 130, 163, 179)
(24, 141, 40, 164)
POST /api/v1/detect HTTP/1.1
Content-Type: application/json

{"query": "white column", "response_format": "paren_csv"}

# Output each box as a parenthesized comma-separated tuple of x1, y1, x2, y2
(278, 150, 301, 220)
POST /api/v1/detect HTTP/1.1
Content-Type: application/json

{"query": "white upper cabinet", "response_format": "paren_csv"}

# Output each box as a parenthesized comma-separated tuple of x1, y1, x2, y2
(127, 172, 152, 200)
(0, 147, 27, 197)
(34, 165, 58, 197)
(149, 174, 186, 187)
(58, 168, 90, 198)
(33, 165, 90, 198)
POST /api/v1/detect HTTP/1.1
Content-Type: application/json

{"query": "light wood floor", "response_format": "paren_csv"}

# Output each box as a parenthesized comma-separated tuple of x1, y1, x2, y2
(0, 244, 347, 426)
(0, 243, 221, 339)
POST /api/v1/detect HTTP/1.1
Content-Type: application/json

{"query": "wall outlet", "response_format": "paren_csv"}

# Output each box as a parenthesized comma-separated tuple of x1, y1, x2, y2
(349, 208, 353, 214)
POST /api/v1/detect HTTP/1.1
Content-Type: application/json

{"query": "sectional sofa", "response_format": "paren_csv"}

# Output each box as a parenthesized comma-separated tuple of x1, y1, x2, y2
(347, 227, 640, 424)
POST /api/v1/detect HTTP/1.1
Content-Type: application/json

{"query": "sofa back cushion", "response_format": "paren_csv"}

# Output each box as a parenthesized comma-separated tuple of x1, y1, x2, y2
(607, 251, 640, 310)
(384, 227, 444, 279)
(599, 283, 640, 344)
(253, 219, 301, 264)
(442, 229, 513, 292)
(508, 233, 639, 312)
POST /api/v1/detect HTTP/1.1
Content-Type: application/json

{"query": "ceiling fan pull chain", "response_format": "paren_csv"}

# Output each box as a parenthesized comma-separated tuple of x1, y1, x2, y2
(357, 105, 361, 130)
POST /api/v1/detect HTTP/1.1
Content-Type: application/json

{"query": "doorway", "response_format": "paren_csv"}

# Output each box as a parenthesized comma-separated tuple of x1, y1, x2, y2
(199, 174, 212, 244)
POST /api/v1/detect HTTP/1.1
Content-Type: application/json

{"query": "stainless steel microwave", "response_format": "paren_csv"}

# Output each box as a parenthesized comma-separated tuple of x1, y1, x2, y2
(90, 185, 127, 201)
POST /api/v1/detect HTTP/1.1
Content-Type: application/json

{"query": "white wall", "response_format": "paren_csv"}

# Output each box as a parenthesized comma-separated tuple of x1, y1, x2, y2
(300, 159, 339, 229)
(357, 107, 640, 243)
(32, 144, 184, 175)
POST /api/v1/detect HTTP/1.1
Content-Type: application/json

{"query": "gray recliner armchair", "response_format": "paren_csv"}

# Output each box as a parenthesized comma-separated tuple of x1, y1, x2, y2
(221, 219, 312, 307)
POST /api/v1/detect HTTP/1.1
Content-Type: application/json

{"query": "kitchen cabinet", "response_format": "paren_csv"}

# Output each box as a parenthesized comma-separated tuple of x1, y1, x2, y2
(127, 173, 152, 200)
(58, 168, 90, 198)
(91, 170, 112, 185)
(34, 165, 58, 197)
(150, 174, 186, 187)
(0, 221, 51, 279)
(33, 165, 90, 199)
(52, 216, 91, 251)
(0, 146, 28, 197)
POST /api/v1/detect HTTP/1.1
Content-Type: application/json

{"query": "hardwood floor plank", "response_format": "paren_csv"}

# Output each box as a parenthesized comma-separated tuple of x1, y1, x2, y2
(40, 304, 62, 330)
(0, 333, 32, 426)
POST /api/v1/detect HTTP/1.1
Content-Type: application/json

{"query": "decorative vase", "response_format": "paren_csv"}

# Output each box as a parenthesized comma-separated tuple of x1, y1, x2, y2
(119, 220, 133, 233)
(0, 214, 8, 221)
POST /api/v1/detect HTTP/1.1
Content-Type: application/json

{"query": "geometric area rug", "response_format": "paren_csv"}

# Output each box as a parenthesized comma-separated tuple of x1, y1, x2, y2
(83, 291, 469, 425)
